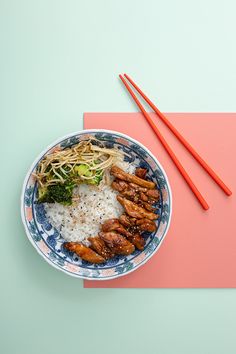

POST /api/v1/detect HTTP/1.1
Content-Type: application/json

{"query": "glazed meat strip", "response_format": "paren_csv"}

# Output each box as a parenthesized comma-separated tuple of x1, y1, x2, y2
(112, 179, 158, 211)
(129, 183, 147, 193)
(128, 233, 145, 250)
(99, 232, 135, 255)
(142, 202, 155, 212)
(64, 242, 105, 263)
(102, 218, 145, 250)
(102, 218, 131, 237)
(88, 237, 114, 260)
(140, 192, 148, 202)
(111, 166, 155, 189)
(136, 218, 157, 232)
(146, 189, 159, 201)
(135, 168, 147, 179)
(112, 180, 138, 203)
(117, 195, 158, 220)
(119, 214, 157, 233)
(111, 180, 129, 192)
(119, 214, 136, 227)
(129, 183, 159, 202)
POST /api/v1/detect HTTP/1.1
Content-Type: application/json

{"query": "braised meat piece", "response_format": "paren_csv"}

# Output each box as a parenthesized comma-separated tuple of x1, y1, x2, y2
(99, 232, 135, 255)
(146, 189, 160, 201)
(112, 180, 138, 202)
(142, 202, 155, 212)
(102, 218, 145, 250)
(129, 183, 147, 193)
(102, 218, 121, 232)
(88, 237, 114, 260)
(127, 233, 145, 250)
(64, 242, 105, 263)
(112, 179, 158, 211)
(129, 183, 159, 202)
(119, 214, 135, 227)
(136, 218, 157, 232)
(122, 189, 137, 200)
(111, 180, 129, 192)
(119, 214, 157, 233)
(102, 218, 131, 237)
(117, 195, 158, 220)
(140, 192, 148, 202)
(111, 166, 155, 189)
(135, 168, 147, 179)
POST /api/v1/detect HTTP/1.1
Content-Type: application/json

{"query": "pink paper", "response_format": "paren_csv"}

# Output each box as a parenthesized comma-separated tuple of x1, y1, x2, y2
(84, 113, 236, 288)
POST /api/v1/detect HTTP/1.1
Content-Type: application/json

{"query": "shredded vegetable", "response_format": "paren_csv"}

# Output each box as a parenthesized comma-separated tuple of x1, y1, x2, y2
(34, 137, 124, 189)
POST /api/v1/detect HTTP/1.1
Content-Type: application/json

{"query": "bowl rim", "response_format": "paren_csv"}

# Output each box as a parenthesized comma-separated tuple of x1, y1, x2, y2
(21, 129, 172, 280)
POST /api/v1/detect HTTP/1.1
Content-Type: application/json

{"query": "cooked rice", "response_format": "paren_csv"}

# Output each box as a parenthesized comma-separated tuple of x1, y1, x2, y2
(44, 161, 135, 245)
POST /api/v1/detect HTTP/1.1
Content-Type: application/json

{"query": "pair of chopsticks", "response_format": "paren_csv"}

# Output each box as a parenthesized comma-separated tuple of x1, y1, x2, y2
(119, 73, 232, 210)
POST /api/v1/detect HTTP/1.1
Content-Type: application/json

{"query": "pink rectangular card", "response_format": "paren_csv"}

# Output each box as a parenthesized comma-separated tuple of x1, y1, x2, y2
(84, 113, 236, 288)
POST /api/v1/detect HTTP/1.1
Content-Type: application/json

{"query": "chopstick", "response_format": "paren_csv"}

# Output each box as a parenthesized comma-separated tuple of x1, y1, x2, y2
(119, 74, 209, 210)
(123, 73, 232, 197)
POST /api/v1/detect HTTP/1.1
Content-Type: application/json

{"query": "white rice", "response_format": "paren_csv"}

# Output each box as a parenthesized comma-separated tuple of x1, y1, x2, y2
(44, 161, 135, 246)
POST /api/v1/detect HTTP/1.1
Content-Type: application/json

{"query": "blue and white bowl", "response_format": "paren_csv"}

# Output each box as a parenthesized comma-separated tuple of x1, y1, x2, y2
(21, 130, 172, 280)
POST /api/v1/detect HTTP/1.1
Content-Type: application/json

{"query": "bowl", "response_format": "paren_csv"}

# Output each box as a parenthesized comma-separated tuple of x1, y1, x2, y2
(21, 129, 172, 280)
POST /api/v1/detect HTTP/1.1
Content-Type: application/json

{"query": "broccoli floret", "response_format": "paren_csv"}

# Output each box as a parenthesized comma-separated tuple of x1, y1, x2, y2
(38, 166, 104, 205)
(74, 164, 103, 185)
(48, 182, 74, 205)
(74, 164, 92, 177)
(87, 169, 103, 186)
(37, 180, 75, 205)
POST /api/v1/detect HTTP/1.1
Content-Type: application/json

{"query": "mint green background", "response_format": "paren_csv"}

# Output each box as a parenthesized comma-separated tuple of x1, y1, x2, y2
(1, 1, 236, 353)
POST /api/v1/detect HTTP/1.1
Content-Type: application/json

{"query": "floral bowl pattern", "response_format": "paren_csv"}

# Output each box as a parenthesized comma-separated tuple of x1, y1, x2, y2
(21, 129, 172, 280)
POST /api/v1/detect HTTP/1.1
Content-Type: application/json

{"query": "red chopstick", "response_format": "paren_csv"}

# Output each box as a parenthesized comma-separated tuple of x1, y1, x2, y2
(124, 73, 232, 197)
(119, 74, 209, 210)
